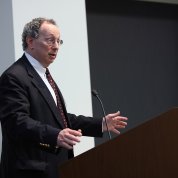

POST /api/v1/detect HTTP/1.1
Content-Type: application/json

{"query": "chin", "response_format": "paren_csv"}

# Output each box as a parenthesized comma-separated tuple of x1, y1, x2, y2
(48, 60, 54, 66)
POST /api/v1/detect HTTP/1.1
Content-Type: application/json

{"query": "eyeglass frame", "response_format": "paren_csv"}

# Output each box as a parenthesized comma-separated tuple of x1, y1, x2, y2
(43, 37, 63, 46)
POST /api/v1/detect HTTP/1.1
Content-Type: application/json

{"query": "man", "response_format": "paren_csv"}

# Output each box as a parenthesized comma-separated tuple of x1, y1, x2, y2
(0, 17, 128, 178)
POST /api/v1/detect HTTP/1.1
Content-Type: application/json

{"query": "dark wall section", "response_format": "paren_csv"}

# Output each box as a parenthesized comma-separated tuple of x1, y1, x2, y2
(86, 0, 178, 145)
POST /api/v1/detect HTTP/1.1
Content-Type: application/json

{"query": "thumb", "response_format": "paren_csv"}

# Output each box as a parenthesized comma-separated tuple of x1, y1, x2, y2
(108, 111, 120, 118)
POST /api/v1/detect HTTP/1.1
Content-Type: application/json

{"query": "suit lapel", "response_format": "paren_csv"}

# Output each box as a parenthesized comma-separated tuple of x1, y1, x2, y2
(21, 55, 66, 128)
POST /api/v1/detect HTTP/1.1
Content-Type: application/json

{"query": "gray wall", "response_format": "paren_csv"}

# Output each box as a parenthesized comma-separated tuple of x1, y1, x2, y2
(0, 0, 15, 75)
(139, 0, 178, 4)
(86, 1, 178, 145)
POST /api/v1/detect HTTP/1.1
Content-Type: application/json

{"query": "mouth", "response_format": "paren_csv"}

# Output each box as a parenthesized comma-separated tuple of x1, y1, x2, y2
(48, 53, 56, 58)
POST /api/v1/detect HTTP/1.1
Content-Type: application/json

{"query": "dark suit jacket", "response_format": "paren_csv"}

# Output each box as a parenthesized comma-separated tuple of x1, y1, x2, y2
(0, 54, 103, 178)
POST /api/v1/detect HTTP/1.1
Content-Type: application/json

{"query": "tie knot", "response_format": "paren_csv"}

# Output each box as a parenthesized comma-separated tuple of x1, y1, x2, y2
(45, 68, 50, 76)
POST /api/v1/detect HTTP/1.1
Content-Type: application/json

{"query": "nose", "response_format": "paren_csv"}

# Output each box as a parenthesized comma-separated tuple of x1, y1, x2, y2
(52, 41, 59, 49)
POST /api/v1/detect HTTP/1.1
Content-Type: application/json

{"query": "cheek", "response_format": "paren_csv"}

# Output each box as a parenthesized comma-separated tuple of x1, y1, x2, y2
(40, 43, 49, 50)
(37, 41, 48, 49)
(36, 47, 49, 60)
(39, 44, 50, 55)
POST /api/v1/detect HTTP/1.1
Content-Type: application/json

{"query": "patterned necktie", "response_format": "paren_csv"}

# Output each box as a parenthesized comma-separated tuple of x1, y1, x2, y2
(45, 68, 68, 128)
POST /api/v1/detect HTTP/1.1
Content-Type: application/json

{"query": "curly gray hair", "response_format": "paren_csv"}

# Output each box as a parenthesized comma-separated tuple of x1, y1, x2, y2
(22, 17, 57, 50)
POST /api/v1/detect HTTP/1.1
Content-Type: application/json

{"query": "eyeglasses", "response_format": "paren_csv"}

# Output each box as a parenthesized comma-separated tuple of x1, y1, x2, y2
(44, 37, 63, 46)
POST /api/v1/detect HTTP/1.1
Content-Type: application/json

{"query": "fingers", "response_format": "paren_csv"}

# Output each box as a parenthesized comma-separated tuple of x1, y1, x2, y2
(114, 118, 128, 130)
(57, 128, 82, 149)
(114, 116, 128, 125)
(112, 129, 121, 135)
(107, 111, 120, 118)
(105, 111, 128, 134)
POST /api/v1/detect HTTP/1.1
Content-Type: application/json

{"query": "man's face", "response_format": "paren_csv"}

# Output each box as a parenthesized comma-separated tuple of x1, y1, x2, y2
(28, 22, 61, 67)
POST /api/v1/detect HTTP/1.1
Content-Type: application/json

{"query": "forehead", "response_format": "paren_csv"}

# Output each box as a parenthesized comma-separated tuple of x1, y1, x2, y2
(39, 22, 60, 37)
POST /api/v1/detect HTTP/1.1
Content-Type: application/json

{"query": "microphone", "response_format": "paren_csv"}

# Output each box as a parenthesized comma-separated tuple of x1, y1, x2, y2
(91, 89, 112, 140)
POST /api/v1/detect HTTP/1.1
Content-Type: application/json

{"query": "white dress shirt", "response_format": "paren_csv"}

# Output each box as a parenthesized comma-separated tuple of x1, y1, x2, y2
(25, 52, 57, 105)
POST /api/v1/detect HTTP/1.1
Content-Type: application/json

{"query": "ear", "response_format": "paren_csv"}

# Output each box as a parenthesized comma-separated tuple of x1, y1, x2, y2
(26, 36, 34, 49)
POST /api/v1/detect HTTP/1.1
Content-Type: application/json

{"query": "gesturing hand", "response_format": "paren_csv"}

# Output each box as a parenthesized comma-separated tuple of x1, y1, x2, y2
(103, 111, 128, 134)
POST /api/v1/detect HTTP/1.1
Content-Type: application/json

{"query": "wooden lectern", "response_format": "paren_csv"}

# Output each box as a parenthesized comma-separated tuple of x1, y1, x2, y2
(59, 108, 178, 178)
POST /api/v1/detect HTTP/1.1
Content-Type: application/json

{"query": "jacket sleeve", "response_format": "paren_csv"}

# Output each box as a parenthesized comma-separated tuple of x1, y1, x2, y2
(67, 113, 103, 137)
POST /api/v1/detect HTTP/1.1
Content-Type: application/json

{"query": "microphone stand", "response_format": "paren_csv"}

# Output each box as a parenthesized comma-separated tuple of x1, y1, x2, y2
(92, 90, 112, 140)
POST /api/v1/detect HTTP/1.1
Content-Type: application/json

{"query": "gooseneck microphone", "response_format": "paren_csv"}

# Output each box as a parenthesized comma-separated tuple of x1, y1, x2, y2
(91, 89, 112, 140)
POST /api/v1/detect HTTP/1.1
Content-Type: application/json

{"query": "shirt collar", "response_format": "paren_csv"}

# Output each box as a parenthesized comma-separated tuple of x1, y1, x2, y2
(24, 52, 46, 75)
